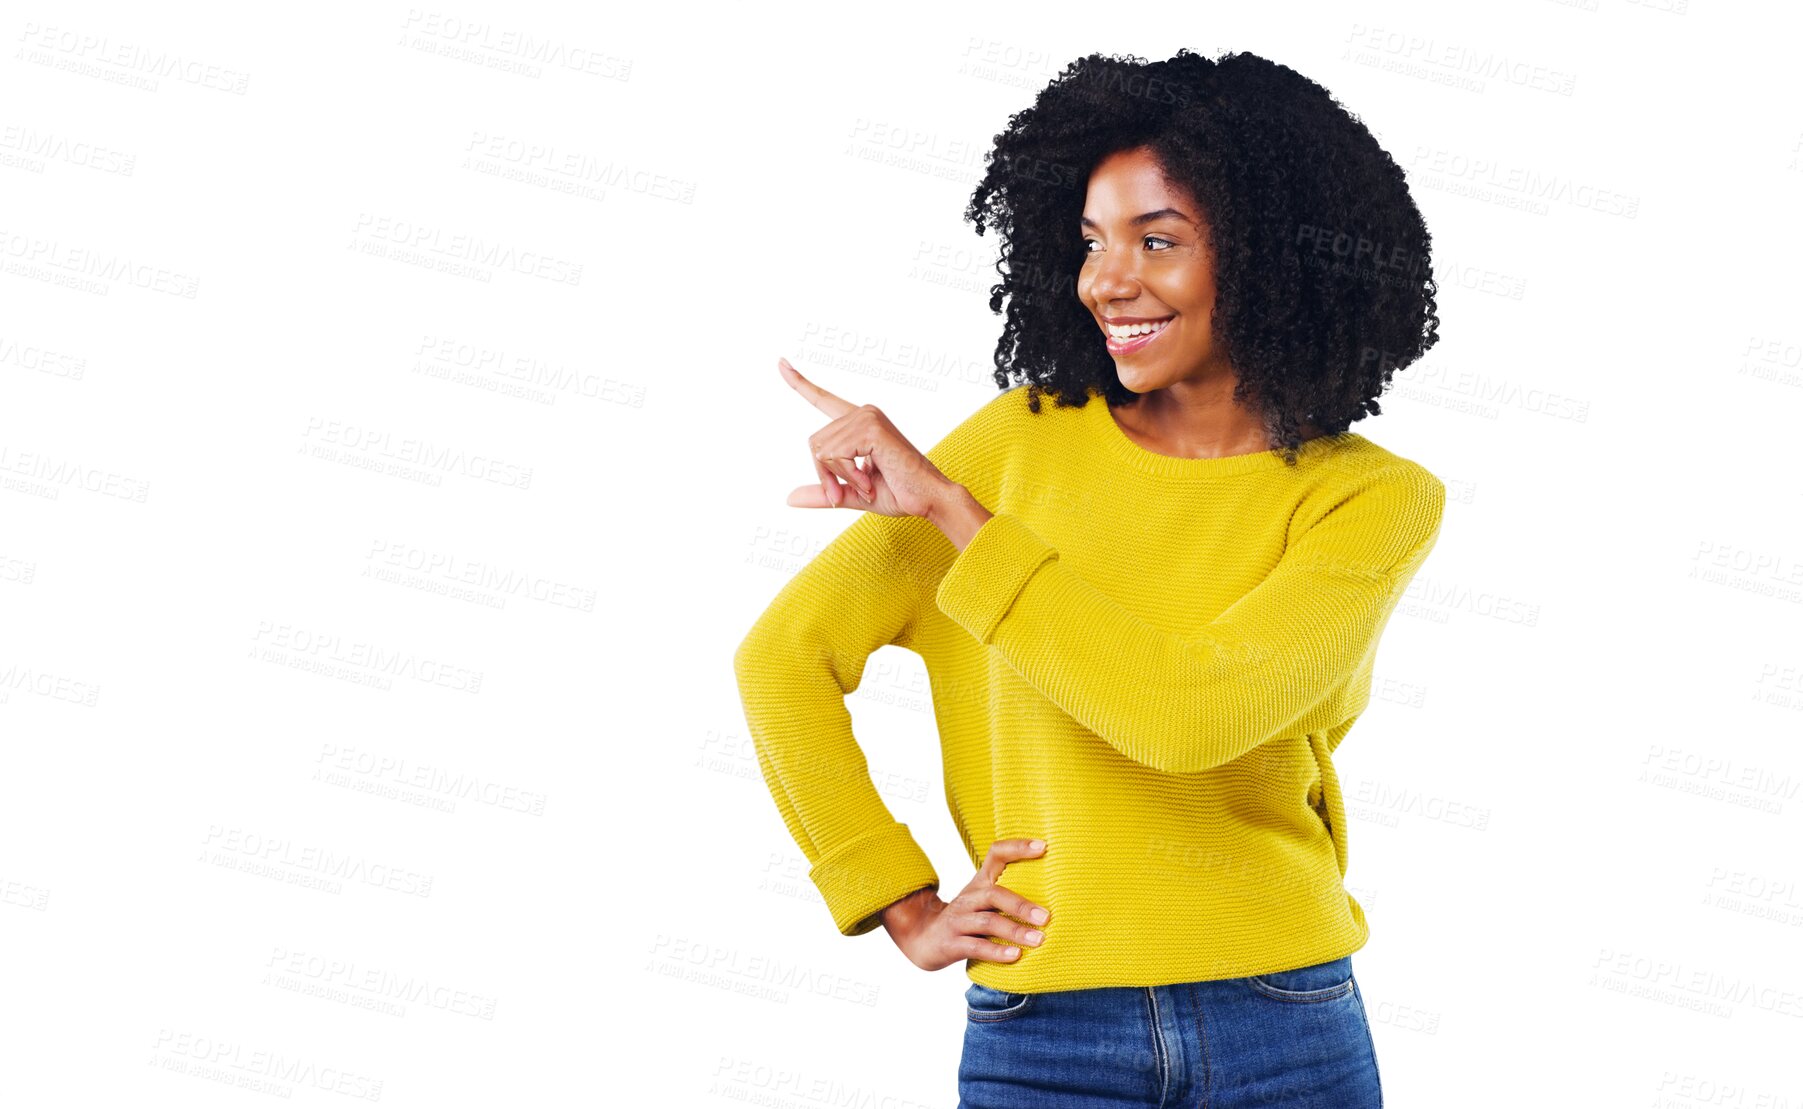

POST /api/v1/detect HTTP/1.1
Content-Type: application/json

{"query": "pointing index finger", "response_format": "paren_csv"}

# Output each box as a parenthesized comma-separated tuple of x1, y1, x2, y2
(778, 357, 857, 419)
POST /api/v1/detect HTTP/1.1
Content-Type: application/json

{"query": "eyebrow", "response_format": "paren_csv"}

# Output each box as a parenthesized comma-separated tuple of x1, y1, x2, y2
(1079, 208, 1193, 229)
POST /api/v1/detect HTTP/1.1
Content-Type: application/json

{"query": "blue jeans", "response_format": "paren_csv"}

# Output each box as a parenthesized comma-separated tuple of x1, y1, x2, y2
(959, 955, 1381, 1107)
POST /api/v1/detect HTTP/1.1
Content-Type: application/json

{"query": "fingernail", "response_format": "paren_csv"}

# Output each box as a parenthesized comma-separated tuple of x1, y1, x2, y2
(1024, 930, 1044, 945)
(1029, 839, 1045, 851)
(1004, 947, 1020, 958)
(1030, 908, 1048, 925)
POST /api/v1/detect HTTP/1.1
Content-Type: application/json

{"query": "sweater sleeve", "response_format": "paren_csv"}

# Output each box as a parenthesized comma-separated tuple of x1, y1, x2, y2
(933, 464, 1446, 775)
(731, 390, 1017, 936)
(733, 509, 942, 936)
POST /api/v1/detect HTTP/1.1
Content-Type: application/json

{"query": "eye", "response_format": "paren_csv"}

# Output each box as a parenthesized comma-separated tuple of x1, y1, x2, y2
(1080, 236, 1176, 256)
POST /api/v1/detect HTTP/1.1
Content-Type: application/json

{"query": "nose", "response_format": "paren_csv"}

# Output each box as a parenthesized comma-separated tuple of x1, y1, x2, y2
(1085, 244, 1141, 305)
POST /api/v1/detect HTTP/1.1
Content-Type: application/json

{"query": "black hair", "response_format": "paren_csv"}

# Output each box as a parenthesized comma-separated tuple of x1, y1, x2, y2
(964, 48, 1440, 463)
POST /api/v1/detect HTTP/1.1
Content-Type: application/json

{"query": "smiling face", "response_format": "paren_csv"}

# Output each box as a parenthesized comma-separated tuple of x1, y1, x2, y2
(1077, 146, 1228, 395)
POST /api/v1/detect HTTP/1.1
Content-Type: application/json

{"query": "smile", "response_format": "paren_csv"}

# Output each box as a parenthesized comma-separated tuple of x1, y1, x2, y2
(1103, 317, 1173, 356)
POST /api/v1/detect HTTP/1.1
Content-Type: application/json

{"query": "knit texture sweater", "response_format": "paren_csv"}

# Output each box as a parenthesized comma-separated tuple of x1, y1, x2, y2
(733, 384, 1446, 993)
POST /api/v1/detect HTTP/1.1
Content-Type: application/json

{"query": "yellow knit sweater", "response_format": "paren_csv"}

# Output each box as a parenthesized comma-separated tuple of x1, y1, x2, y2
(733, 384, 1446, 993)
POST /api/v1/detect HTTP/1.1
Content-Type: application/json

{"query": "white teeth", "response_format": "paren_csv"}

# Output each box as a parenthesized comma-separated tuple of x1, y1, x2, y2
(1107, 319, 1171, 339)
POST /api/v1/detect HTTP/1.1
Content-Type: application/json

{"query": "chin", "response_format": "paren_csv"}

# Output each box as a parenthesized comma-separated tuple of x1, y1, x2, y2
(1113, 367, 1164, 393)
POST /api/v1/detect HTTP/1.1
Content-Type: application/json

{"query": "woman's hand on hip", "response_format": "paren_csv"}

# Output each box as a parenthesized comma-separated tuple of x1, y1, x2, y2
(879, 838, 1051, 972)
(777, 357, 959, 520)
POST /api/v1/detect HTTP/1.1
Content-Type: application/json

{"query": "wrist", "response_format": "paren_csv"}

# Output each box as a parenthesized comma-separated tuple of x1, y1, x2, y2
(879, 884, 938, 931)
(924, 481, 991, 552)
(922, 478, 970, 527)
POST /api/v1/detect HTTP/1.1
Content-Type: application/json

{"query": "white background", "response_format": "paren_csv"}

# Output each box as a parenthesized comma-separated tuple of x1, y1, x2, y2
(3, 0, 1801, 1105)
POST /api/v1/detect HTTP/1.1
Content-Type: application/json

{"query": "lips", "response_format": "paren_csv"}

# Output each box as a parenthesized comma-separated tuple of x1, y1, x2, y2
(1103, 317, 1173, 356)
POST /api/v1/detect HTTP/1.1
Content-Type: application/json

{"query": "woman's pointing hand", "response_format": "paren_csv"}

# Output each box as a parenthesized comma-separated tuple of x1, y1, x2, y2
(778, 357, 955, 520)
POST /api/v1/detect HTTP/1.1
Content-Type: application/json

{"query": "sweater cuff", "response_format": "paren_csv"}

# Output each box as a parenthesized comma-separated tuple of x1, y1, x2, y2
(809, 822, 940, 937)
(934, 512, 1059, 646)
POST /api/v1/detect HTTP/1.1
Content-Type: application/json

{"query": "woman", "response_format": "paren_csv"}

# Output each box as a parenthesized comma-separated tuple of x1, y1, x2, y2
(734, 48, 1444, 1107)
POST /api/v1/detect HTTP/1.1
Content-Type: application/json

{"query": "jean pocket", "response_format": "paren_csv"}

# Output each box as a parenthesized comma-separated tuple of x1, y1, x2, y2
(965, 981, 1035, 1022)
(1247, 955, 1356, 1003)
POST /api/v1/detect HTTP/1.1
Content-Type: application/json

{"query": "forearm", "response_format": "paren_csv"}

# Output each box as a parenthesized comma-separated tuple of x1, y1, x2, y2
(929, 468, 1444, 775)
(950, 543, 1378, 773)
(734, 510, 942, 935)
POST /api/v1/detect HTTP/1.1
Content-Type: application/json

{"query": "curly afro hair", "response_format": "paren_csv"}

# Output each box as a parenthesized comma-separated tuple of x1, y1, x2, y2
(964, 48, 1440, 463)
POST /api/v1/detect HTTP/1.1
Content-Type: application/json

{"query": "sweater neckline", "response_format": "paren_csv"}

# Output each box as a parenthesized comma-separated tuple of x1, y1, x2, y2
(1084, 392, 1358, 477)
